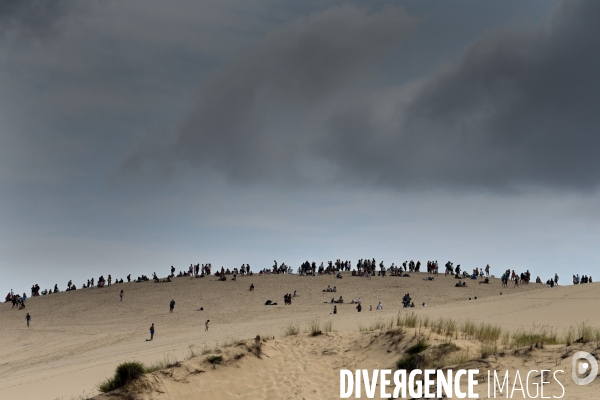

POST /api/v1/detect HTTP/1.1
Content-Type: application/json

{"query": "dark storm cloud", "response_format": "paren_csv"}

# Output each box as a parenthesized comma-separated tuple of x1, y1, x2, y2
(166, 5, 417, 183)
(0, 0, 82, 41)
(325, 0, 600, 190)
(165, 0, 600, 191)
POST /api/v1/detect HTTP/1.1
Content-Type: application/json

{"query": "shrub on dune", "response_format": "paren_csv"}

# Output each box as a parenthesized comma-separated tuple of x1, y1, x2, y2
(98, 361, 146, 393)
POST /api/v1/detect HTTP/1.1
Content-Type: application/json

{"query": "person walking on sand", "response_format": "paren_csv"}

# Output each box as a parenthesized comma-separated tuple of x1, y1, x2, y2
(119, 290, 124, 302)
(26, 313, 31, 327)
(205, 320, 210, 331)
(170, 299, 175, 313)
(149, 323, 155, 340)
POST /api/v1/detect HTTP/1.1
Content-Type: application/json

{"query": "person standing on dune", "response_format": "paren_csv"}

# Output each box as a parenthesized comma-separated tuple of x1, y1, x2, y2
(119, 290, 124, 302)
(170, 299, 175, 313)
(26, 313, 31, 327)
(149, 323, 155, 340)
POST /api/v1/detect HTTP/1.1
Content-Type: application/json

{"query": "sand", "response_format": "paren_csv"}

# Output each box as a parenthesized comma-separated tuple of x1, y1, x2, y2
(0, 272, 598, 399)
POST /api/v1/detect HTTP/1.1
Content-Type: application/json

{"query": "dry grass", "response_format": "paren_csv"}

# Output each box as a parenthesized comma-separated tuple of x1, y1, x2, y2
(307, 319, 322, 336)
(394, 313, 597, 349)
(282, 323, 300, 337)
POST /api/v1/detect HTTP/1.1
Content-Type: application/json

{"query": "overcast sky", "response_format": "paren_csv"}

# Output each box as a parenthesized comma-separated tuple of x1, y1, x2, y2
(2, 0, 599, 292)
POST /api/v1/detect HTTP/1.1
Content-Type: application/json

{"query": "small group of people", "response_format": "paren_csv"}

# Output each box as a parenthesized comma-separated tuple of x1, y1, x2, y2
(330, 296, 344, 303)
(500, 269, 531, 287)
(323, 285, 337, 292)
(298, 259, 352, 276)
(267, 260, 293, 275)
(573, 274, 593, 284)
(5, 291, 26, 309)
(168, 263, 214, 279)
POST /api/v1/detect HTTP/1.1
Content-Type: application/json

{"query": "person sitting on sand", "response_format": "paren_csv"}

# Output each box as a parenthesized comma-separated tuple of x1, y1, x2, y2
(356, 304, 362, 312)
(332, 286, 337, 292)
(402, 293, 411, 308)
(249, 283, 254, 291)
(376, 302, 382, 311)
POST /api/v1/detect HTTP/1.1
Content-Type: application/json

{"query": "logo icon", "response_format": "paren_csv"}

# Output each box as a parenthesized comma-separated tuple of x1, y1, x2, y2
(572, 351, 598, 385)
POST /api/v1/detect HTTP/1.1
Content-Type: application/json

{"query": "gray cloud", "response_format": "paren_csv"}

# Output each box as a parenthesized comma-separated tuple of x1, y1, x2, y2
(162, 0, 600, 191)
(161, 5, 417, 184)
(326, 0, 600, 191)
(0, 0, 83, 41)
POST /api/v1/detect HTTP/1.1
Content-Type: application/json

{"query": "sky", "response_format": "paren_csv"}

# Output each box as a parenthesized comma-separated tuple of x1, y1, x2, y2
(2, 0, 599, 293)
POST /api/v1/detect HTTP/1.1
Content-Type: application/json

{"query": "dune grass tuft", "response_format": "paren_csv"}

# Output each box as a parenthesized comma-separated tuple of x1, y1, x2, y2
(308, 319, 322, 336)
(97, 361, 146, 393)
(283, 323, 300, 337)
(406, 340, 430, 355)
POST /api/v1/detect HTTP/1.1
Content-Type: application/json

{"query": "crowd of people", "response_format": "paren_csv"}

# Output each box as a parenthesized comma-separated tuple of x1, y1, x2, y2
(3, 256, 576, 326)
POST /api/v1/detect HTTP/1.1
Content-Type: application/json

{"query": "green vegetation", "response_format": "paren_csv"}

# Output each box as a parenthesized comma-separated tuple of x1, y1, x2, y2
(97, 361, 146, 393)
(406, 340, 430, 355)
(393, 312, 596, 349)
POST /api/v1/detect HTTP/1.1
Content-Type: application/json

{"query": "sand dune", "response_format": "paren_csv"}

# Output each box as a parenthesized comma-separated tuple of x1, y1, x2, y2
(0, 272, 597, 399)
(93, 329, 595, 400)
